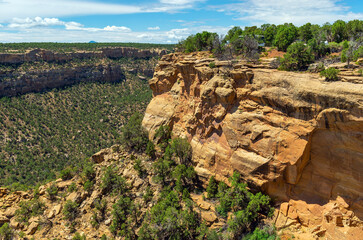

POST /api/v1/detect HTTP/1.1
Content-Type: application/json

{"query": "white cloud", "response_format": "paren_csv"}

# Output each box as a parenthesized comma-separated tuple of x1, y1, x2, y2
(0, 0, 203, 22)
(6, 17, 131, 33)
(104, 26, 131, 32)
(8, 17, 64, 28)
(148, 26, 160, 30)
(159, 0, 204, 5)
(212, 0, 363, 26)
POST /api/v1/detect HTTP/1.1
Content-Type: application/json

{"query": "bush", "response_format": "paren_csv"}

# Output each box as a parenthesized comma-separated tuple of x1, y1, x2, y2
(63, 200, 79, 221)
(206, 176, 218, 199)
(134, 159, 146, 178)
(82, 161, 95, 182)
(209, 62, 216, 68)
(100, 166, 128, 195)
(120, 112, 149, 152)
(279, 42, 314, 71)
(320, 67, 340, 81)
(68, 182, 77, 192)
(169, 137, 192, 165)
(46, 183, 58, 201)
(145, 141, 156, 159)
(143, 186, 153, 203)
(138, 190, 201, 240)
(244, 226, 279, 240)
(60, 167, 75, 180)
(110, 196, 137, 238)
(154, 125, 171, 151)
(0, 223, 14, 240)
(15, 198, 45, 223)
(72, 232, 86, 240)
(83, 180, 94, 192)
(172, 164, 197, 193)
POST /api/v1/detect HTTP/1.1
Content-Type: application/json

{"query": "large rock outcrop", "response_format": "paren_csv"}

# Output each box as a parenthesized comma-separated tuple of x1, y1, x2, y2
(142, 52, 363, 238)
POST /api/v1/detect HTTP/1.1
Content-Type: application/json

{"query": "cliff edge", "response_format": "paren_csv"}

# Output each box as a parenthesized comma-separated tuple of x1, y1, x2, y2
(143, 52, 363, 239)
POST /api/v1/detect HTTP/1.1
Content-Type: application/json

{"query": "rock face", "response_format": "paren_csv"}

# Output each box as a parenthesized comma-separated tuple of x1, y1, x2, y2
(0, 64, 124, 97)
(0, 48, 167, 65)
(0, 47, 167, 97)
(142, 52, 363, 234)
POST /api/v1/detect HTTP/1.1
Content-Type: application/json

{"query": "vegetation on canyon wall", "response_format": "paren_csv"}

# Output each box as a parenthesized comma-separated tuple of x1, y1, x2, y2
(0, 42, 175, 53)
(0, 74, 152, 188)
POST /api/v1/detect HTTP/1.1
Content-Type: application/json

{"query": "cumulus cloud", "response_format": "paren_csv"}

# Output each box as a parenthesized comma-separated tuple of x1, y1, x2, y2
(6, 17, 131, 32)
(8, 17, 64, 28)
(148, 26, 160, 30)
(0, 0, 204, 22)
(212, 0, 363, 26)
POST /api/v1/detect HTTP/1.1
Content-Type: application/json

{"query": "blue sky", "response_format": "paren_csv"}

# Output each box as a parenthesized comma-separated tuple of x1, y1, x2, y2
(0, 0, 362, 43)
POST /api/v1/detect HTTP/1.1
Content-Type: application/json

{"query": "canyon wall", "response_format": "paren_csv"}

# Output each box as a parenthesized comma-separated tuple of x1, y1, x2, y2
(0, 47, 167, 65)
(0, 47, 166, 97)
(142, 52, 363, 225)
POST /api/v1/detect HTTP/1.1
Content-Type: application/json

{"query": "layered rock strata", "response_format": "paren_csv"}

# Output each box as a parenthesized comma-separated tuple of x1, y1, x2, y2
(0, 47, 166, 97)
(0, 47, 167, 65)
(0, 64, 124, 97)
(142, 52, 363, 232)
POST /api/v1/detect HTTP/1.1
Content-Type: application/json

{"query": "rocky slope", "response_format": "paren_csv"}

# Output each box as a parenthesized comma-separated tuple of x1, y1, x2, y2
(0, 48, 166, 97)
(142, 52, 363, 239)
(0, 145, 228, 239)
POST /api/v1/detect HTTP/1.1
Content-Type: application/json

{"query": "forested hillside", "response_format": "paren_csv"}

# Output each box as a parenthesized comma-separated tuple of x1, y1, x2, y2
(0, 73, 151, 188)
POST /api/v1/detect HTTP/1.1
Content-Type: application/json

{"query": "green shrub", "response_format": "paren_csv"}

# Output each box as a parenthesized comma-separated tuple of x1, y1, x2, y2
(0, 223, 14, 240)
(83, 180, 94, 192)
(209, 62, 216, 68)
(244, 226, 279, 240)
(60, 167, 75, 180)
(100, 166, 128, 195)
(68, 182, 77, 192)
(154, 125, 171, 151)
(72, 232, 86, 240)
(172, 164, 197, 193)
(15, 199, 45, 223)
(153, 158, 173, 185)
(63, 200, 79, 221)
(46, 183, 58, 201)
(110, 196, 137, 238)
(169, 137, 192, 165)
(138, 190, 201, 240)
(279, 42, 314, 71)
(134, 159, 146, 178)
(143, 186, 153, 203)
(146, 141, 156, 159)
(320, 67, 340, 81)
(82, 162, 95, 182)
(120, 112, 149, 152)
(206, 176, 218, 199)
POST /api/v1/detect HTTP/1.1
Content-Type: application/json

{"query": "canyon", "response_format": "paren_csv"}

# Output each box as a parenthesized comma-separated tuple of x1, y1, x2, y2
(0, 47, 167, 97)
(143, 52, 363, 239)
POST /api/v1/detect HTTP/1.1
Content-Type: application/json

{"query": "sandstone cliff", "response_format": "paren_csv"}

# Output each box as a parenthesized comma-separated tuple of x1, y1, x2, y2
(0, 47, 166, 97)
(143, 52, 363, 239)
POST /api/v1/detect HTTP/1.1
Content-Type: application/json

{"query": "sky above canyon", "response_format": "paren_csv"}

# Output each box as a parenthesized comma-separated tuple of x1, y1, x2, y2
(0, 0, 362, 43)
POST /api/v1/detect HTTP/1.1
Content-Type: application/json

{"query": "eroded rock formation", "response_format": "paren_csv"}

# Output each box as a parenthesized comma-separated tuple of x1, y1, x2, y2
(143, 52, 363, 238)
(0, 47, 166, 97)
